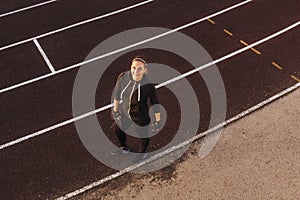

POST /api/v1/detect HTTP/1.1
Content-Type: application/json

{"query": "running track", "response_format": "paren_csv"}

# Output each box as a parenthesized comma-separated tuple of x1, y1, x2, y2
(0, 0, 299, 199)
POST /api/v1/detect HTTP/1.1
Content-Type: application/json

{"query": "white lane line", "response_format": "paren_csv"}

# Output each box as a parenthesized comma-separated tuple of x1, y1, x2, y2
(0, 0, 252, 94)
(33, 39, 55, 73)
(0, 21, 298, 151)
(56, 82, 300, 200)
(0, 0, 57, 18)
(0, 0, 154, 52)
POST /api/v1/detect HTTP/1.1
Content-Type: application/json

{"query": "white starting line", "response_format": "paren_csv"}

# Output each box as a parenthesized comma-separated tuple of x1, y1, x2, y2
(33, 39, 55, 73)
(0, 0, 58, 18)
(0, 0, 253, 94)
(57, 81, 300, 200)
(0, 21, 299, 151)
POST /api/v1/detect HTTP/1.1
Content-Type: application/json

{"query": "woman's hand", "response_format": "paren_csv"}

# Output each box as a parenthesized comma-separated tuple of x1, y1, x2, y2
(112, 110, 121, 121)
(151, 120, 161, 133)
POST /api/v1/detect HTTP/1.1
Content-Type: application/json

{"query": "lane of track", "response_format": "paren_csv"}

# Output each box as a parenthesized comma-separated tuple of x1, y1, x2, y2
(180, 0, 299, 59)
(210, 0, 300, 79)
(256, 27, 300, 80)
(212, 0, 299, 42)
(0, 0, 152, 48)
(0, 42, 51, 88)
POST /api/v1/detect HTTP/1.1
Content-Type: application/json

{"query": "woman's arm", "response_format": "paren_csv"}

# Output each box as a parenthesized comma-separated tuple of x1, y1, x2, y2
(154, 112, 161, 122)
(113, 99, 120, 112)
(113, 72, 125, 112)
(149, 84, 161, 122)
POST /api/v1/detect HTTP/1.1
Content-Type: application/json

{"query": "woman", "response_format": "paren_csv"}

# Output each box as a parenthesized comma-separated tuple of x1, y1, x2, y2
(111, 56, 161, 161)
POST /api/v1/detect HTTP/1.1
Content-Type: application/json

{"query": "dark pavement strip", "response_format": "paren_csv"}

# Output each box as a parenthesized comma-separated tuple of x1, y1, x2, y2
(0, 69, 78, 145)
(0, 0, 147, 47)
(211, 0, 299, 43)
(219, 51, 297, 119)
(0, 120, 115, 200)
(256, 27, 300, 79)
(0, 0, 49, 15)
(0, 42, 50, 88)
(0, 0, 151, 89)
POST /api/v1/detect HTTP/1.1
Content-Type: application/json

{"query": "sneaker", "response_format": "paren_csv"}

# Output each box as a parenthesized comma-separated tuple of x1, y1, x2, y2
(132, 153, 148, 163)
(111, 146, 131, 155)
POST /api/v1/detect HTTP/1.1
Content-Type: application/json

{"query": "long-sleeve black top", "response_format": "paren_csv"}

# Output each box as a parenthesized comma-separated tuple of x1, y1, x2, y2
(114, 71, 160, 123)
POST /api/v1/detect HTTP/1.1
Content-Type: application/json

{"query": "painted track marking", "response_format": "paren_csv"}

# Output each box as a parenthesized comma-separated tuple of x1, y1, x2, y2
(291, 75, 300, 82)
(207, 18, 216, 25)
(223, 29, 233, 36)
(240, 39, 262, 55)
(0, 21, 298, 151)
(271, 62, 283, 70)
(33, 39, 55, 73)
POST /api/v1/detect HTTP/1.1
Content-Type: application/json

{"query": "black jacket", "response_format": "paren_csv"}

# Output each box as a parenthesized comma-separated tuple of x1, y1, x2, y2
(114, 71, 159, 123)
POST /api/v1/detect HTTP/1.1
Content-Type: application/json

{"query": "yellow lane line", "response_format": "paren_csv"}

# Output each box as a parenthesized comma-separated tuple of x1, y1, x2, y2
(223, 29, 233, 36)
(207, 18, 216, 25)
(240, 40, 261, 55)
(291, 75, 300, 82)
(271, 62, 283, 70)
(214, 23, 295, 83)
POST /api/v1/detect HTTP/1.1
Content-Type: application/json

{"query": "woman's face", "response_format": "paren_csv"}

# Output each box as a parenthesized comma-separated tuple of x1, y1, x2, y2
(131, 60, 147, 81)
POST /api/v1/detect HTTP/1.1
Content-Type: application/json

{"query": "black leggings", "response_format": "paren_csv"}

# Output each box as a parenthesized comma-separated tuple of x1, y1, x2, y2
(113, 116, 150, 153)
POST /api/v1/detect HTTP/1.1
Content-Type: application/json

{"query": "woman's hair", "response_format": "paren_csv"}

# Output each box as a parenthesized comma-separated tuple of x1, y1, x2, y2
(132, 55, 147, 67)
(132, 55, 148, 74)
